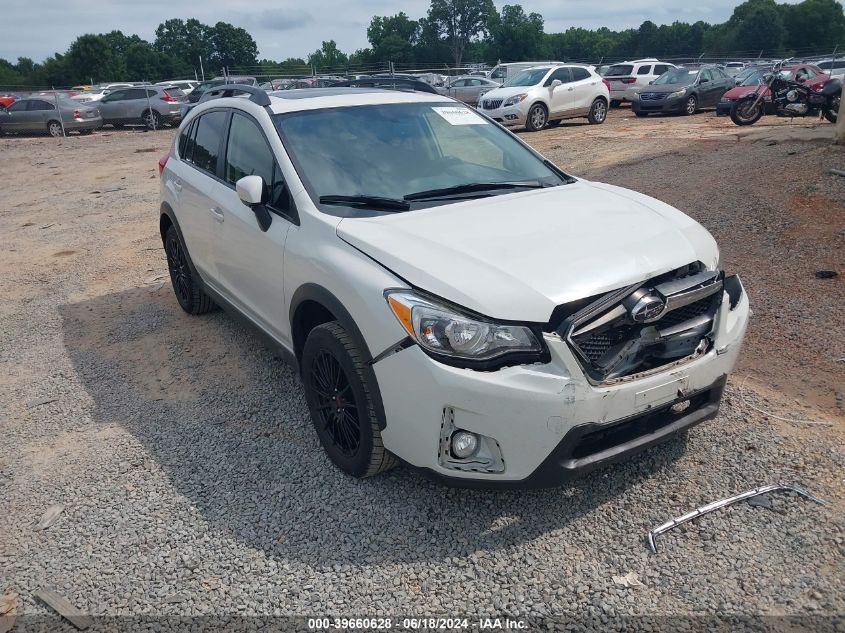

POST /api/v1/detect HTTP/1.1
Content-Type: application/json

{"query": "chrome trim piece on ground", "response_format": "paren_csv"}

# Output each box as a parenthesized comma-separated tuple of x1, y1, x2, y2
(647, 483, 827, 553)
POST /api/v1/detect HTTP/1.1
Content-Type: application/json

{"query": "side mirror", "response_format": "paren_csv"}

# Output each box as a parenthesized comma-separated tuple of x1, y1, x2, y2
(236, 175, 272, 232)
(648, 80, 654, 85)
(550, 79, 562, 89)
(700, 77, 709, 83)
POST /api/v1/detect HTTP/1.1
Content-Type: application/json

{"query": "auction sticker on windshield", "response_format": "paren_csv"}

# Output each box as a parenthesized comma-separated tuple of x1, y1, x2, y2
(432, 106, 487, 125)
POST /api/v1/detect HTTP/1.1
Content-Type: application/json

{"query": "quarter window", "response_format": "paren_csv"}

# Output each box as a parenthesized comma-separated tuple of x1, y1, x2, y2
(190, 110, 228, 174)
(224, 113, 289, 212)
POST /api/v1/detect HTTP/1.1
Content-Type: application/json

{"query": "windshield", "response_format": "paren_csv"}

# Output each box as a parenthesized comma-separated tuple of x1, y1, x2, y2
(654, 68, 699, 84)
(273, 102, 567, 213)
(604, 65, 633, 77)
(503, 68, 550, 87)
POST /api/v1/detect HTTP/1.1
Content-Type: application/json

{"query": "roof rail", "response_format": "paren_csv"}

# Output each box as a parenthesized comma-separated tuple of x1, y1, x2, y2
(208, 84, 271, 107)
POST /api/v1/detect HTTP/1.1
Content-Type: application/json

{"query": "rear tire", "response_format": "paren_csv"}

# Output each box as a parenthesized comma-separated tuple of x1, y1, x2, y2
(524, 103, 548, 131)
(143, 110, 161, 130)
(587, 98, 607, 124)
(302, 322, 396, 478)
(164, 225, 215, 315)
(730, 97, 764, 126)
(47, 120, 63, 137)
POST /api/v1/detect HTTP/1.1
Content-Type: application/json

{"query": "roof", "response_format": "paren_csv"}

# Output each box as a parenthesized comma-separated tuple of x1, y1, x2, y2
(265, 87, 450, 114)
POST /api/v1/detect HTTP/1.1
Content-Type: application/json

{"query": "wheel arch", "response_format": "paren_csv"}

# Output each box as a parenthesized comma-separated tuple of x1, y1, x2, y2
(289, 283, 388, 429)
(159, 203, 201, 282)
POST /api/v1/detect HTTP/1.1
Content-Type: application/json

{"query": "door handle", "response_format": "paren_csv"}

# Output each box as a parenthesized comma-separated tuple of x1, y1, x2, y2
(210, 207, 224, 222)
(567, 87, 574, 91)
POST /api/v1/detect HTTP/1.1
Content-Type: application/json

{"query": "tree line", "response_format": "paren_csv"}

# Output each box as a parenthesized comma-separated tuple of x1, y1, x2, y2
(1, 0, 844, 88)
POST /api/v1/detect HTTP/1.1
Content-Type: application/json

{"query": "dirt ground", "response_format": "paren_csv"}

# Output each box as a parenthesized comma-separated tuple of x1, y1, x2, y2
(1, 106, 844, 623)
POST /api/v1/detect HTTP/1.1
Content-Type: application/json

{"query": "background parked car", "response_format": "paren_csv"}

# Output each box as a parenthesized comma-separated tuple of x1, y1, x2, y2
(488, 61, 564, 83)
(185, 76, 256, 106)
(604, 58, 676, 105)
(631, 65, 733, 116)
(723, 61, 747, 77)
(0, 97, 101, 136)
(814, 58, 845, 78)
(717, 64, 828, 116)
(479, 64, 609, 131)
(436, 75, 501, 105)
(156, 80, 198, 95)
(0, 93, 20, 109)
(97, 86, 184, 129)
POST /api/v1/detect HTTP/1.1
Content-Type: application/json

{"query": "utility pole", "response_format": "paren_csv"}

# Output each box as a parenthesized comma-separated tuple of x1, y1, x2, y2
(199, 56, 205, 81)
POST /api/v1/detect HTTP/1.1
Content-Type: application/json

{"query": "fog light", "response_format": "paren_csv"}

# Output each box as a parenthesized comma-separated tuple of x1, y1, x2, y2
(451, 431, 479, 458)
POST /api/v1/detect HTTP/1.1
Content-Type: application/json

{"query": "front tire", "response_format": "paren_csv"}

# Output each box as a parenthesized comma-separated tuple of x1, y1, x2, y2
(683, 95, 698, 115)
(588, 98, 607, 124)
(525, 103, 548, 131)
(824, 95, 839, 123)
(164, 225, 215, 315)
(302, 322, 396, 478)
(730, 97, 764, 126)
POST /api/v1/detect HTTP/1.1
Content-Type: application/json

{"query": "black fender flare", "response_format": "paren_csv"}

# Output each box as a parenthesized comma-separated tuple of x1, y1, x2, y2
(159, 203, 201, 282)
(289, 283, 388, 430)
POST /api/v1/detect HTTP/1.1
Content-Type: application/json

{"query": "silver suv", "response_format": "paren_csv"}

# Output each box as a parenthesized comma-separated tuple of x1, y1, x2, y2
(97, 86, 185, 129)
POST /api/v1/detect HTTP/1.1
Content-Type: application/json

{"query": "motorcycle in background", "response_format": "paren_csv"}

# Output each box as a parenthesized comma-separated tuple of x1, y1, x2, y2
(730, 59, 841, 126)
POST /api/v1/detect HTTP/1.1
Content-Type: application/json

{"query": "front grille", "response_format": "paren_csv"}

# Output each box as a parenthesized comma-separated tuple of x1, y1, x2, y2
(482, 98, 503, 109)
(561, 266, 723, 382)
(639, 92, 667, 101)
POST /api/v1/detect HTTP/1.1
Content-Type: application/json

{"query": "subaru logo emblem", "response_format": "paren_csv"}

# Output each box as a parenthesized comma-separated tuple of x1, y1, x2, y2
(629, 294, 666, 323)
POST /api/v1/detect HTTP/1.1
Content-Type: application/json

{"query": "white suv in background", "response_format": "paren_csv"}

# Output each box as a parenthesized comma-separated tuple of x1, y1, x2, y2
(158, 85, 749, 487)
(478, 64, 610, 131)
(604, 59, 677, 105)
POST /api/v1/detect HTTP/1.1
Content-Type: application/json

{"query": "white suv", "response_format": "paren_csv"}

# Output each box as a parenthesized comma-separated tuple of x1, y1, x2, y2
(478, 64, 610, 131)
(158, 85, 749, 487)
(604, 59, 677, 105)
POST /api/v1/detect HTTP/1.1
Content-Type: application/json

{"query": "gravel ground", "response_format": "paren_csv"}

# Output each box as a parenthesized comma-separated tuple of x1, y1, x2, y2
(1, 112, 843, 631)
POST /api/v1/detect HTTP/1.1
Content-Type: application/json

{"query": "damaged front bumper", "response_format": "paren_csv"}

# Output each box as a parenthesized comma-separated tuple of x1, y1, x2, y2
(374, 276, 750, 487)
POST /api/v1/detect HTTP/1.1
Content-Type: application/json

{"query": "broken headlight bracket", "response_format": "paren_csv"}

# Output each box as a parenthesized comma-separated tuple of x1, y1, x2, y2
(647, 483, 826, 553)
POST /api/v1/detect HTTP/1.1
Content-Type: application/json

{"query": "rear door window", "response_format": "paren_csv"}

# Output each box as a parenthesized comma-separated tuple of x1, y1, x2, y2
(28, 100, 55, 111)
(653, 64, 671, 75)
(189, 110, 228, 175)
(637, 65, 652, 75)
(570, 67, 590, 81)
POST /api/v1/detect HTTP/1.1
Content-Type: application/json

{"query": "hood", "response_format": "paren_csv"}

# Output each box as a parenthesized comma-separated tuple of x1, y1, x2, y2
(336, 181, 719, 323)
(480, 85, 541, 100)
(639, 83, 694, 94)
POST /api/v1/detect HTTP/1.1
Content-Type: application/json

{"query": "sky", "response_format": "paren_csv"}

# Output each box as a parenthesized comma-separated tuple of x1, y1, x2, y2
(0, 0, 773, 64)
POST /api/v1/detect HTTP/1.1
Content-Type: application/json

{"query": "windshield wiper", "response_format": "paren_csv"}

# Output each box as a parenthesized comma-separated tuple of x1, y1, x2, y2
(403, 180, 551, 201)
(319, 195, 410, 211)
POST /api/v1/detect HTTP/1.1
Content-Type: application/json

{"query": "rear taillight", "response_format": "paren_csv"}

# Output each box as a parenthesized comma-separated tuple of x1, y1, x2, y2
(73, 109, 81, 119)
(602, 79, 611, 92)
(621, 78, 636, 84)
(158, 154, 169, 177)
(160, 91, 178, 102)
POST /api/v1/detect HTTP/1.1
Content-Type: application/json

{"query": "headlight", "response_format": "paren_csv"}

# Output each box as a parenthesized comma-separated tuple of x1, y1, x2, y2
(667, 88, 687, 99)
(385, 290, 544, 367)
(502, 93, 528, 107)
